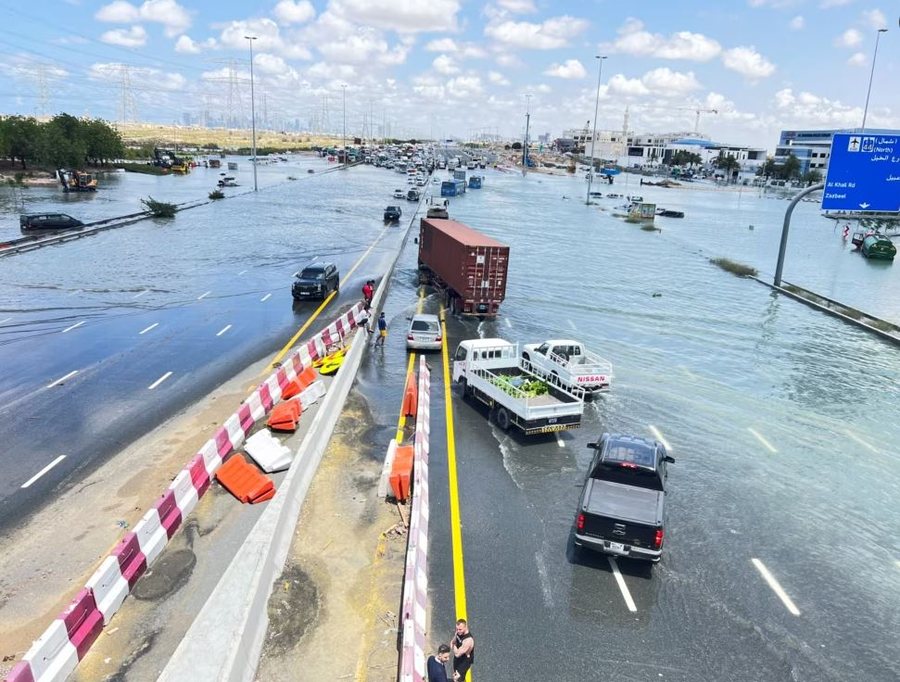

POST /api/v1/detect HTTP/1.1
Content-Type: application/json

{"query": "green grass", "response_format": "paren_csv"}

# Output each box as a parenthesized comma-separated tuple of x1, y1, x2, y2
(141, 196, 177, 218)
(710, 257, 757, 278)
(120, 163, 168, 175)
(208, 189, 225, 200)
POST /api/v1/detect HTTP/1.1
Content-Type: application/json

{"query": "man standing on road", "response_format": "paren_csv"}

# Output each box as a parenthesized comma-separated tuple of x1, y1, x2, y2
(373, 312, 387, 348)
(362, 280, 374, 306)
(427, 643, 451, 682)
(450, 619, 475, 682)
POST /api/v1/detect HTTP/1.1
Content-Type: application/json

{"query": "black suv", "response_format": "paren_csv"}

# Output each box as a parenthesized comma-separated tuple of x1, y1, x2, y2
(384, 205, 402, 222)
(292, 262, 339, 301)
(20, 213, 84, 231)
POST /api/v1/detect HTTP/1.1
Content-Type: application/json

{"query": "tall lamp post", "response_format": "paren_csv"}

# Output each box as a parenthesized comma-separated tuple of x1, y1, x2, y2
(586, 55, 607, 204)
(244, 35, 258, 192)
(861, 28, 888, 130)
(341, 83, 347, 164)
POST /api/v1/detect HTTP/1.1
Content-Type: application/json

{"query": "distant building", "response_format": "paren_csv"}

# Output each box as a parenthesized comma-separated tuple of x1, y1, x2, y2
(775, 128, 900, 176)
(182, 112, 192, 127)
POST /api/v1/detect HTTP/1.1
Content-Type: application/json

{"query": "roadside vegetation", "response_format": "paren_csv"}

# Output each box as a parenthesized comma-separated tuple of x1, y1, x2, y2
(141, 197, 177, 218)
(710, 257, 758, 278)
(118, 162, 168, 175)
(208, 189, 225, 200)
(0, 114, 124, 170)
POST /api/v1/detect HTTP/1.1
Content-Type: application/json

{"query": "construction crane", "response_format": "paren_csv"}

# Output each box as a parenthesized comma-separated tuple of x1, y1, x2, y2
(690, 108, 718, 135)
(624, 104, 718, 135)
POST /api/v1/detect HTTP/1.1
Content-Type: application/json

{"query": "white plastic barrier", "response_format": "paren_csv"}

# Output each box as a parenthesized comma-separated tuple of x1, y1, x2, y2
(21, 619, 78, 682)
(169, 469, 200, 518)
(85, 557, 129, 625)
(133, 509, 166, 567)
(244, 430, 293, 473)
(298, 380, 327, 410)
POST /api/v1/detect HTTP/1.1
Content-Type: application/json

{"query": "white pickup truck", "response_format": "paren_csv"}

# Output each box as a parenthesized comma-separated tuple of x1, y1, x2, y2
(452, 338, 584, 435)
(521, 339, 612, 399)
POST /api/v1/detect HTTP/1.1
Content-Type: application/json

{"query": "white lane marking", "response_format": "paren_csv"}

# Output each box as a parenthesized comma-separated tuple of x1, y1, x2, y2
(62, 321, 84, 333)
(649, 425, 672, 452)
(47, 370, 78, 388)
(844, 428, 879, 454)
(21, 455, 66, 489)
(238, 270, 247, 276)
(751, 558, 801, 616)
(69, 289, 81, 296)
(260, 293, 272, 302)
(148, 371, 173, 390)
(505, 317, 512, 328)
(747, 427, 777, 453)
(197, 291, 211, 300)
(608, 557, 637, 612)
(216, 324, 232, 337)
(0, 317, 11, 325)
(139, 323, 158, 335)
(133, 290, 148, 299)
(556, 433, 565, 448)
(567, 319, 577, 331)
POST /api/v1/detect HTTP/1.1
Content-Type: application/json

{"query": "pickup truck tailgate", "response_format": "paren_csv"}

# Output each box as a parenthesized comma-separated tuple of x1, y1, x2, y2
(582, 480, 661, 547)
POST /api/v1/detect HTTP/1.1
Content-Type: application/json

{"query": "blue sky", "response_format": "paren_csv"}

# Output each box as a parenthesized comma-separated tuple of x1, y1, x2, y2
(0, 0, 897, 150)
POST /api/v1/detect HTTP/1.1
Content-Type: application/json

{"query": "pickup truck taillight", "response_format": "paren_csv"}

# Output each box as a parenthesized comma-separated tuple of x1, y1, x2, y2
(576, 513, 585, 532)
(653, 528, 664, 550)
(407, 334, 415, 341)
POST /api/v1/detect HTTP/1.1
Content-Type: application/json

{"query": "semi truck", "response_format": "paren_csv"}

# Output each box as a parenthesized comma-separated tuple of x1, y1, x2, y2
(452, 339, 584, 435)
(418, 218, 509, 318)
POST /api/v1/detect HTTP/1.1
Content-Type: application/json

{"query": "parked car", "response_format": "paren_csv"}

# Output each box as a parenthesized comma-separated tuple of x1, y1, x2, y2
(19, 213, 84, 231)
(393, 188, 406, 199)
(406, 313, 442, 351)
(292, 262, 339, 301)
(384, 205, 402, 222)
(574, 433, 674, 564)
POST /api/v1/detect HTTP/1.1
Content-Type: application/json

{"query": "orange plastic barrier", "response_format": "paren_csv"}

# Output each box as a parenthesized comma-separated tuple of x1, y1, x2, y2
(215, 454, 276, 503)
(389, 445, 414, 501)
(402, 370, 418, 418)
(281, 380, 301, 400)
(296, 365, 317, 390)
(267, 399, 301, 431)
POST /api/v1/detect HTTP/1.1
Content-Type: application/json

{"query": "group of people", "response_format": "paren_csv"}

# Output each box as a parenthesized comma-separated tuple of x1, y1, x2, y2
(360, 279, 387, 348)
(427, 619, 475, 682)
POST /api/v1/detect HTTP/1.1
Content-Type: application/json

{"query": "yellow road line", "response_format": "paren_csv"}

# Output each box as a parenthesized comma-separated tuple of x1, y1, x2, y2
(265, 224, 391, 371)
(395, 353, 416, 444)
(440, 308, 468, 621)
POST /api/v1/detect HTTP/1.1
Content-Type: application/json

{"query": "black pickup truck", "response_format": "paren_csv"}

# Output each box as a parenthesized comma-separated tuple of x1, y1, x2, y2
(574, 433, 674, 563)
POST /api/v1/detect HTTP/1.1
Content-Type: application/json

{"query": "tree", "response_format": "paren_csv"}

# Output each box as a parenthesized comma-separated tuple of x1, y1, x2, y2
(83, 119, 124, 166)
(801, 169, 823, 185)
(1, 116, 43, 169)
(757, 157, 778, 179)
(715, 151, 740, 179)
(780, 153, 800, 180)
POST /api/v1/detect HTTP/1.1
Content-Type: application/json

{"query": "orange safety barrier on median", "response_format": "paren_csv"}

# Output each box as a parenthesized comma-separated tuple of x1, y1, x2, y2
(296, 365, 317, 389)
(215, 454, 276, 504)
(267, 399, 301, 432)
(389, 444, 415, 501)
(401, 370, 418, 418)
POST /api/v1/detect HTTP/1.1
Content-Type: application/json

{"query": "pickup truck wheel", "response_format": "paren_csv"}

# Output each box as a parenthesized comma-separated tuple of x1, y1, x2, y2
(459, 378, 470, 399)
(495, 407, 511, 432)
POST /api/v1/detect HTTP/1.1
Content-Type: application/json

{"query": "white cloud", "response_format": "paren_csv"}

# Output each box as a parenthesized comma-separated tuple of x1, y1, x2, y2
(446, 75, 484, 96)
(273, 0, 315, 25)
(488, 70, 510, 86)
(496, 0, 537, 12)
(95, 1, 139, 23)
(412, 74, 445, 99)
(219, 18, 311, 60)
(789, 15, 804, 30)
(432, 54, 460, 75)
(601, 18, 721, 61)
(861, 9, 887, 29)
(543, 59, 587, 79)
(773, 87, 865, 128)
(535, 83, 552, 93)
(90, 62, 186, 90)
(423, 38, 486, 59)
(495, 52, 522, 68)
(175, 34, 201, 53)
(426, 38, 457, 52)
(255, 53, 292, 76)
(747, 0, 802, 7)
(100, 25, 147, 47)
(835, 28, 863, 47)
(820, 0, 855, 7)
(96, 0, 191, 37)
(847, 51, 866, 66)
(721, 46, 776, 79)
(317, 25, 409, 66)
(606, 73, 650, 97)
(329, 0, 460, 33)
(485, 15, 588, 50)
(641, 67, 702, 94)
(306, 61, 357, 80)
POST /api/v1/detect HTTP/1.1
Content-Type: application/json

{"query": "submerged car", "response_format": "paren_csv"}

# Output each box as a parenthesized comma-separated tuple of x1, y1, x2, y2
(405, 313, 442, 351)
(292, 262, 339, 300)
(19, 213, 84, 231)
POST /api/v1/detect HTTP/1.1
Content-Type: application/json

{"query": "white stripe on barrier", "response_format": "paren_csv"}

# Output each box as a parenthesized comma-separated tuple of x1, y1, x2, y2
(263, 374, 283, 405)
(85, 556, 129, 625)
(223, 414, 245, 451)
(297, 344, 312, 368)
(22, 618, 78, 682)
(198, 439, 222, 477)
(133, 509, 167, 567)
(245, 390, 266, 422)
(169, 469, 199, 518)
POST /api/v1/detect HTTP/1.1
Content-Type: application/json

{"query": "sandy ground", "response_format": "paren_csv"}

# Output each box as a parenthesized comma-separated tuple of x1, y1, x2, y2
(115, 123, 340, 151)
(255, 389, 406, 682)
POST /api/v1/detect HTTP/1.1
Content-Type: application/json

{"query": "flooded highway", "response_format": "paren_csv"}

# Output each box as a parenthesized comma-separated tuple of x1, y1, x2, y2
(2, 161, 899, 680)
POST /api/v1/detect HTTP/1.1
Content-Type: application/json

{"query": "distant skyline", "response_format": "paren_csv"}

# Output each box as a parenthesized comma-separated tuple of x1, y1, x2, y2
(0, 1, 897, 149)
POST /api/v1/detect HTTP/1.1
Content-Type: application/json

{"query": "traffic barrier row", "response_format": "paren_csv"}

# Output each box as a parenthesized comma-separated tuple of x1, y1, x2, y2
(399, 357, 432, 682)
(5, 302, 366, 682)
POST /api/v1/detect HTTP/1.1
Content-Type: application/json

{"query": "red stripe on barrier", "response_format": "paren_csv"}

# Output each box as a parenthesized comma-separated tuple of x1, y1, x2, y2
(335, 317, 345, 337)
(112, 532, 147, 588)
(237, 403, 254, 434)
(60, 589, 103, 660)
(306, 339, 319, 361)
(155, 489, 182, 539)
(275, 367, 289, 390)
(188, 455, 211, 497)
(321, 327, 332, 348)
(5, 661, 35, 682)
(214, 427, 232, 457)
(259, 382, 274, 410)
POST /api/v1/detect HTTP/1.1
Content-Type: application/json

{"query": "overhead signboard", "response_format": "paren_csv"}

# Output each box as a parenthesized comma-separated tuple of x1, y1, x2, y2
(822, 133, 900, 212)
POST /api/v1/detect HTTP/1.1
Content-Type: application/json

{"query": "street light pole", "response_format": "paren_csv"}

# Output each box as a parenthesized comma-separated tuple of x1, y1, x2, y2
(586, 55, 607, 204)
(244, 35, 258, 192)
(861, 28, 888, 130)
(341, 83, 347, 164)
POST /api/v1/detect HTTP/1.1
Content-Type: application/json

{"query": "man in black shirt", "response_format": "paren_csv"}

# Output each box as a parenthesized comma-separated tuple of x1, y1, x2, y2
(450, 619, 475, 682)
(427, 643, 451, 682)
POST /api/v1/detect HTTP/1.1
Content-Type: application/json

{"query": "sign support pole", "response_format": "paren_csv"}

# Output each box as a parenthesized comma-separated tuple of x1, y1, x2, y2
(773, 183, 825, 288)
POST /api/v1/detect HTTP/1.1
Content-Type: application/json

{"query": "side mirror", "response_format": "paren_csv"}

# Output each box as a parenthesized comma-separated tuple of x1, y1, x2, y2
(663, 455, 675, 464)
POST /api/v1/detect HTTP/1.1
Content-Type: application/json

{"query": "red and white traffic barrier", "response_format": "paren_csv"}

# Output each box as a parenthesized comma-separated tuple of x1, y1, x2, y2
(5, 303, 366, 682)
(399, 357, 431, 682)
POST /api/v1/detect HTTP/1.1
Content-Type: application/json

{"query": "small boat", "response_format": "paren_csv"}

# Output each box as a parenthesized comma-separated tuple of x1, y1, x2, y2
(656, 208, 684, 218)
(861, 233, 896, 260)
